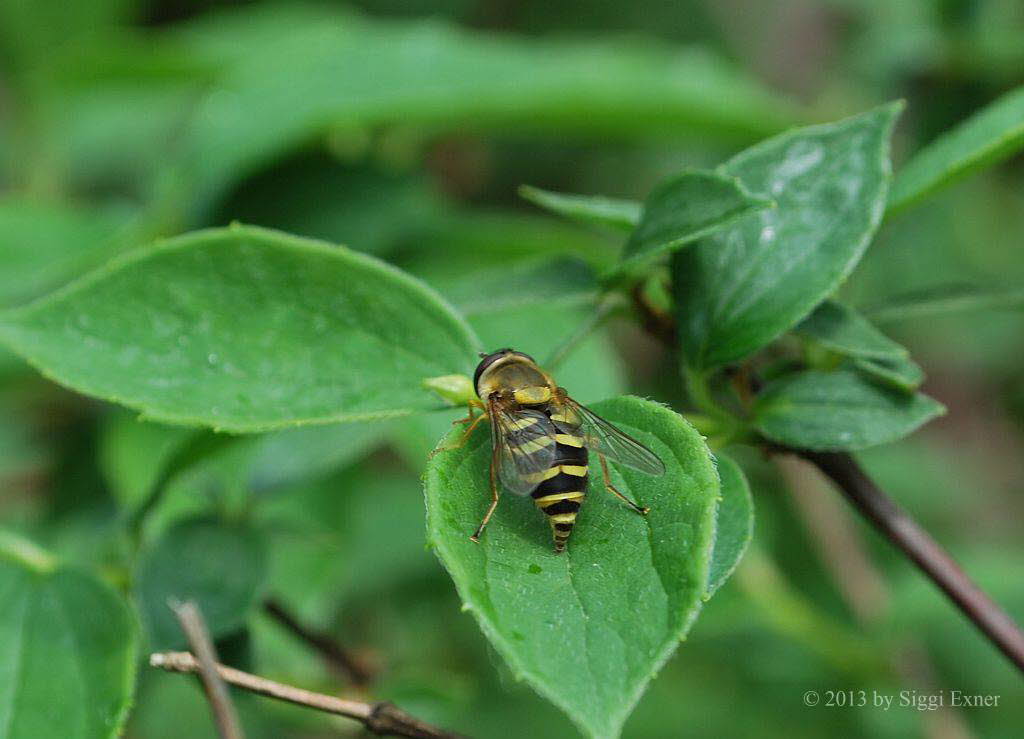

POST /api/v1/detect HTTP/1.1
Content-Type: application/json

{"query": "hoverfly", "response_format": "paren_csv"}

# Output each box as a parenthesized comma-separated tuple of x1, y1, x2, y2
(451, 348, 665, 553)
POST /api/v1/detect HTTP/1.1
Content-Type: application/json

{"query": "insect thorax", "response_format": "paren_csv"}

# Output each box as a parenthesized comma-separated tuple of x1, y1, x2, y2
(477, 357, 556, 406)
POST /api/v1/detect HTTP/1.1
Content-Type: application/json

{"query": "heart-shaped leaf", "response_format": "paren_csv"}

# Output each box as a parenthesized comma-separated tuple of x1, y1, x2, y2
(133, 518, 267, 650)
(425, 396, 719, 738)
(753, 369, 945, 451)
(795, 299, 907, 360)
(0, 225, 480, 431)
(673, 104, 901, 369)
(706, 453, 753, 598)
(0, 531, 138, 739)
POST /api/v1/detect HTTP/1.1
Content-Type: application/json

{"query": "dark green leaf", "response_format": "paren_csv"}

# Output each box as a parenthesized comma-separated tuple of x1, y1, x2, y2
(865, 284, 1024, 323)
(0, 531, 137, 739)
(133, 518, 266, 650)
(753, 369, 944, 451)
(888, 85, 1024, 215)
(99, 411, 197, 512)
(425, 397, 718, 738)
(673, 104, 901, 369)
(851, 355, 924, 393)
(519, 186, 641, 231)
(618, 171, 772, 276)
(706, 453, 753, 598)
(0, 225, 480, 431)
(795, 299, 907, 360)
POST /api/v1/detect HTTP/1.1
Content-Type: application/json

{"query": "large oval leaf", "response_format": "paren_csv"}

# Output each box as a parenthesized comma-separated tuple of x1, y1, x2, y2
(673, 104, 900, 369)
(753, 369, 945, 451)
(0, 225, 480, 431)
(425, 396, 719, 739)
(0, 532, 138, 739)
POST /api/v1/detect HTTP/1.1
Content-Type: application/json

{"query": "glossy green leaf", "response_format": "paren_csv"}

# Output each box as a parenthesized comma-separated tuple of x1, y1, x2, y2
(133, 518, 266, 650)
(178, 6, 798, 207)
(706, 453, 753, 598)
(0, 532, 137, 739)
(851, 354, 924, 393)
(519, 186, 641, 231)
(865, 284, 1024, 323)
(795, 299, 907, 360)
(618, 171, 772, 275)
(425, 396, 719, 739)
(673, 104, 901, 369)
(0, 198, 134, 308)
(0, 225, 480, 431)
(888, 85, 1024, 215)
(753, 370, 944, 451)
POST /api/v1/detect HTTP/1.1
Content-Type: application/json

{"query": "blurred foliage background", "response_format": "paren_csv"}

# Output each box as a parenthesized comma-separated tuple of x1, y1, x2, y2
(1, 0, 1022, 737)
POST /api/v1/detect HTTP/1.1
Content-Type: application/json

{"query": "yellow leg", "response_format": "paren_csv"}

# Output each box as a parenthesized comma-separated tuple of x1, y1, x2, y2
(599, 453, 649, 515)
(471, 441, 502, 542)
(428, 408, 489, 460)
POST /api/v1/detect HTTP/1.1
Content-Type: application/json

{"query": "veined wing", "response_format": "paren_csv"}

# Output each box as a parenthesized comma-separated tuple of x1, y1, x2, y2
(491, 406, 558, 496)
(562, 397, 665, 476)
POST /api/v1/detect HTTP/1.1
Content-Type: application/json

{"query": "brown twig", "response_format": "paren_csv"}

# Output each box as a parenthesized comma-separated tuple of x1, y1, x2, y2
(149, 651, 466, 739)
(263, 598, 373, 686)
(799, 450, 1024, 675)
(169, 600, 245, 739)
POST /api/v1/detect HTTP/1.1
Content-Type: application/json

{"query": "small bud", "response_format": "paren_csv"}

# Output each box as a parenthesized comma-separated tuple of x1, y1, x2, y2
(423, 374, 475, 406)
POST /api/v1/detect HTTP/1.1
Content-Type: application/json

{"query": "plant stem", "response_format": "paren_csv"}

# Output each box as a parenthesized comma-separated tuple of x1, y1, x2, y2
(544, 294, 624, 370)
(263, 598, 373, 686)
(149, 651, 466, 739)
(800, 450, 1024, 675)
(170, 600, 245, 739)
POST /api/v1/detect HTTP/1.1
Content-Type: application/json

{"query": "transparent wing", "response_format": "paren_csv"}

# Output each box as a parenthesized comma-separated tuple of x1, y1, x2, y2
(491, 406, 558, 496)
(563, 397, 665, 476)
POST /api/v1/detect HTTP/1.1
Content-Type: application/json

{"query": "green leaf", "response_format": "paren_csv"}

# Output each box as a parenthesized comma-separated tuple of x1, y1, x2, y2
(133, 517, 266, 650)
(0, 225, 480, 431)
(618, 171, 772, 276)
(178, 6, 799, 208)
(888, 85, 1024, 215)
(0, 198, 134, 308)
(425, 396, 719, 739)
(0, 532, 137, 739)
(519, 186, 641, 231)
(99, 411, 197, 512)
(795, 299, 907, 360)
(434, 256, 598, 316)
(851, 355, 924, 393)
(247, 421, 388, 492)
(706, 454, 753, 598)
(753, 369, 944, 451)
(673, 104, 901, 369)
(864, 284, 1024, 323)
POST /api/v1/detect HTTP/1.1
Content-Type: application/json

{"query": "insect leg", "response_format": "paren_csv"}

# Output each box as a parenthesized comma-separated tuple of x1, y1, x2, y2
(470, 440, 502, 542)
(599, 453, 649, 515)
(428, 411, 489, 459)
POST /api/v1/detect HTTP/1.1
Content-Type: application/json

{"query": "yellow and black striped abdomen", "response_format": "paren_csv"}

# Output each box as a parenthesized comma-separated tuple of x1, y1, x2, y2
(532, 410, 588, 552)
